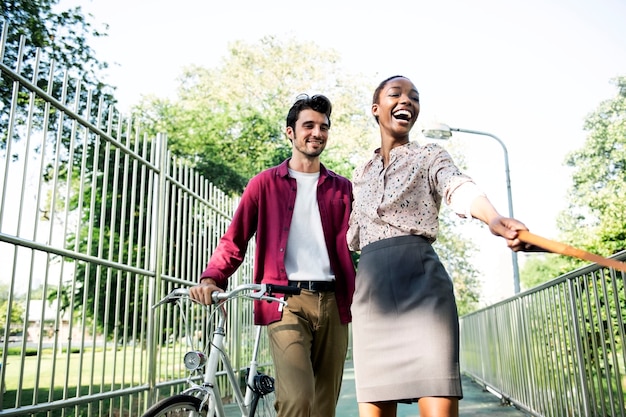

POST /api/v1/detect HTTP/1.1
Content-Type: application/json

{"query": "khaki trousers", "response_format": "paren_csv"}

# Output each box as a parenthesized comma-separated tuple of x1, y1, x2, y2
(267, 290, 348, 417)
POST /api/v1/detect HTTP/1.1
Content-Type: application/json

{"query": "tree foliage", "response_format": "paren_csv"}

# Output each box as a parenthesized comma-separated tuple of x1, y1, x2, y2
(516, 78, 625, 410)
(561, 75, 626, 253)
(133, 36, 484, 312)
(134, 37, 484, 312)
(2, 20, 485, 334)
(133, 36, 376, 194)
(434, 211, 481, 315)
(521, 75, 626, 287)
(519, 253, 573, 289)
(0, 0, 114, 147)
(426, 142, 482, 313)
(1, 0, 107, 71)
(0, 300, 23, 335)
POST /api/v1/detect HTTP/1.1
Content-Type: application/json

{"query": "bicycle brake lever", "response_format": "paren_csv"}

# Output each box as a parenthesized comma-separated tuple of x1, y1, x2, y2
(249, 284, 268, 300)
(152, 297, 172, 309)
(152, 288, 190, 309)
(246, 284, 290, 305)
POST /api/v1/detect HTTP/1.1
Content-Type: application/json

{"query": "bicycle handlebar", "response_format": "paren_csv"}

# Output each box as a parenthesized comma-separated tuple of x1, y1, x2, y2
(153, 283, 301, 309)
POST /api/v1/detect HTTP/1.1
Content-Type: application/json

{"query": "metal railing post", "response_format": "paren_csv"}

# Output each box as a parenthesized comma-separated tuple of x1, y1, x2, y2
(567, 278, 592, 416)
(145, 132, 169, 408)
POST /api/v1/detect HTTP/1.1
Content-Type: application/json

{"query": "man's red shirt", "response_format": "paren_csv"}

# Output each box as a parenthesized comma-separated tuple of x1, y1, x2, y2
(201, 159, 355, 325)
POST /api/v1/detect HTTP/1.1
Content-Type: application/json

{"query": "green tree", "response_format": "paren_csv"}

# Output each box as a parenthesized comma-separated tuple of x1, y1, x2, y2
(39, 33, 484, 335)
(134, 38, 484, 311)
(434, 213, 481, 316)
(519, 253, 572, 289)
(47, 130, 156, 339)
(560, 75, 626, 255)
(522, 75, 626, 287)
(0, 299, 24, 336)
(133, 35, 376, 194)
(0, 0, 114, 147)
(1, 3, 140, 339)
(428, 142, 483, 314)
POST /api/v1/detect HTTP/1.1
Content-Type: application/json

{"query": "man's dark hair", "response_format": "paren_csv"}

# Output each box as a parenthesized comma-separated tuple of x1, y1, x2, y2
(286, 94, 332, 130)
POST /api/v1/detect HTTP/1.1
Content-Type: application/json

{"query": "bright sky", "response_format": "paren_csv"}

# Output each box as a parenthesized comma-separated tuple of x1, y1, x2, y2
(66, 0, 626, 303)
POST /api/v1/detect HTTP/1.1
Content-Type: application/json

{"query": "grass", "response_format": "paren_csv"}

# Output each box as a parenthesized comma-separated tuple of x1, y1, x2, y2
(1, 343, 267, 415)
(2, 345, 154, 413)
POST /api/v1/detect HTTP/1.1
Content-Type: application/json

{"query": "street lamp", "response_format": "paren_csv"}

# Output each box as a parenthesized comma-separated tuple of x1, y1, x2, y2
(422, 123, 520, 294)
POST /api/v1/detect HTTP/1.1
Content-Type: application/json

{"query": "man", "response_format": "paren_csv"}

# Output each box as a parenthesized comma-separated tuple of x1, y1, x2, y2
(189, 94, 355, 417)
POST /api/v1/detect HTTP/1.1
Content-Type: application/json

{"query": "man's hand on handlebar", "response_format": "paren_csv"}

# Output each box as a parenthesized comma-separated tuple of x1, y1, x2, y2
(189, 278, 223, 305)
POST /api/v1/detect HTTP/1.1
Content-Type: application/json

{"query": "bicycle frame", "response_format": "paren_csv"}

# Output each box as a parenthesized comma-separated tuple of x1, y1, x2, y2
(147, 284, 299, 417)
(182, 303, 263, 417)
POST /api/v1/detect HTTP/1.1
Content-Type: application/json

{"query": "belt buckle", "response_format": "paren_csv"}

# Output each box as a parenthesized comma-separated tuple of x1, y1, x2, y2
(298, 281, 316, 291)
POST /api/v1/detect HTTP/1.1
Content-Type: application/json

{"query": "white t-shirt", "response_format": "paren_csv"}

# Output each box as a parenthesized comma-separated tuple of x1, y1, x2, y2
(285, 169, 334, 282)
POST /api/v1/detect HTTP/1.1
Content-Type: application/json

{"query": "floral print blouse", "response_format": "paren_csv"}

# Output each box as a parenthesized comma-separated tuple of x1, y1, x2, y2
(347, 141, 483, 251)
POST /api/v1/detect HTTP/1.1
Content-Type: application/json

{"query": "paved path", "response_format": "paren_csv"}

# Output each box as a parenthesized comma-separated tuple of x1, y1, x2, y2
(336, 361, 529, 416)
(225, 360, 530, 416)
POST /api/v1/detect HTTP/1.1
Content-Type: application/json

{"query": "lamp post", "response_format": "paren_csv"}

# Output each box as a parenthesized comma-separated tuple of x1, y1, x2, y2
(422, 123, 520, 294)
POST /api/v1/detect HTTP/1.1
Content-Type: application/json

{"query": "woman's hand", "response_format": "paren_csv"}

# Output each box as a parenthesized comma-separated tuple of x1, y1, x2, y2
(487, 216, 541, 252)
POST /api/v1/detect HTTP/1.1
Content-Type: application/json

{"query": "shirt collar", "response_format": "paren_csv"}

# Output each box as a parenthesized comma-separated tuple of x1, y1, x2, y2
(277, 158, 330, 181)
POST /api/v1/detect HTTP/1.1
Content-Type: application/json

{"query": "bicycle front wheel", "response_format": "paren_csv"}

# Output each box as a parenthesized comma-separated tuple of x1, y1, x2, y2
(142, 394, 206, 417)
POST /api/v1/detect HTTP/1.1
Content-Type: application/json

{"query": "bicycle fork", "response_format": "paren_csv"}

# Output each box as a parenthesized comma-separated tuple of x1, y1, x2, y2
(203, 310, 260, 417)
(244, 325, 264, 406)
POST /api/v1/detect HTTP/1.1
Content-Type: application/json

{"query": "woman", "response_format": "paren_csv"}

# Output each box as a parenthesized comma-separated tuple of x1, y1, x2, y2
(347, 75, 531, 417)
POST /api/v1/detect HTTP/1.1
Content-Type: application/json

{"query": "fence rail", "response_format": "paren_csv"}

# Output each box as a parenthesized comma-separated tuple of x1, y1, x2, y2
(3, 19, 626, 417)
(0, 21, 259, 417)
(461, 255, 626, 417)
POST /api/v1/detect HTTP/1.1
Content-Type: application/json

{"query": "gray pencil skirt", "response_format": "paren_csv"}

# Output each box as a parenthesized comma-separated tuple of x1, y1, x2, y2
(351, 235, 463, 403)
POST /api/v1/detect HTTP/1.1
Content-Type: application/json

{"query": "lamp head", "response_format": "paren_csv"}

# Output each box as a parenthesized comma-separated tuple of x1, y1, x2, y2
(184, 351, 207, 371)
(422, 123, 453, 140)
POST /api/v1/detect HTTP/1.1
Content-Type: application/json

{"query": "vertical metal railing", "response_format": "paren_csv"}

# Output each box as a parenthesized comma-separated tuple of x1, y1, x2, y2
(460, 256, 626, 417)
(0, 21, 261, 417)
(5, 18, 626, 417)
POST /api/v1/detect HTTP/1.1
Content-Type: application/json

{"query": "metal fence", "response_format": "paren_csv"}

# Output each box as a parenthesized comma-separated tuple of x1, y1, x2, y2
(461, 254, 626, 417)
(0, 22, 261, 417)
(4, 19, 626, 417)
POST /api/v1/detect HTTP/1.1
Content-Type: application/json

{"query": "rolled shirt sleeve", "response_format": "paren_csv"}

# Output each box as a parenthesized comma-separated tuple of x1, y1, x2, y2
(448, 182, 486, 220)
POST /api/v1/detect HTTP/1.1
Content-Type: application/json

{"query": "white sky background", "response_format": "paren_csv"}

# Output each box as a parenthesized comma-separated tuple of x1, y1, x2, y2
(59, 0, 626, 303)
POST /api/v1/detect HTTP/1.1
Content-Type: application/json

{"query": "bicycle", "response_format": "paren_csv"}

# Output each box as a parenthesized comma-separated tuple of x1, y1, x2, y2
(142, 283, 301, 417)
